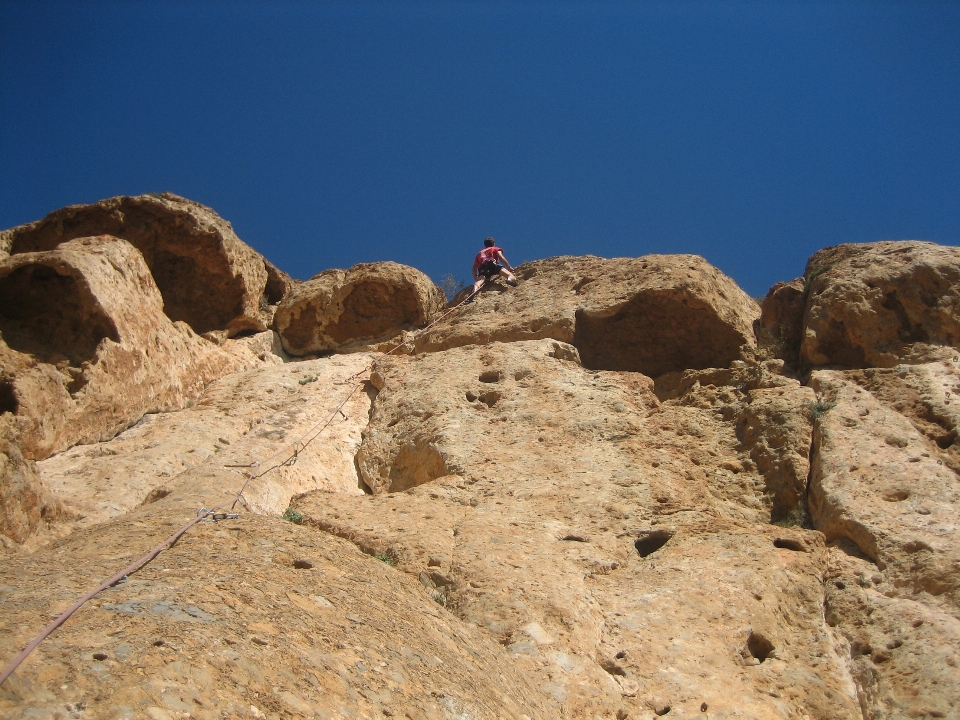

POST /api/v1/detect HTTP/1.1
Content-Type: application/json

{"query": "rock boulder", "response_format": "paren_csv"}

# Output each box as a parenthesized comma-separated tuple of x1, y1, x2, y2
(274, 261, 446, 356)
(0, 193, 279, 335)
(416, 254, 760, 378)
(0, 440, 60, 550)
(801, 241, 960, 368)
(0, 236, 268, 462)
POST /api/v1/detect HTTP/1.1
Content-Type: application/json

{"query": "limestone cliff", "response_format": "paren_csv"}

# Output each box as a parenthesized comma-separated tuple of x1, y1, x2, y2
(1, 200, 958, 720)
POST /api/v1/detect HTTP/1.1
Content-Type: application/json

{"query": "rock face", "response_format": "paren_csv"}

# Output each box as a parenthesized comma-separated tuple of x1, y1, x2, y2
(417, 254, 760, 378)
(0, 193, 279, 335)
(32, 354, 374, 548)
(274, 261, 446, 356)
(0, 236, 267, 461)
(304, 340, 859, 719)
(760, 241, 960, 369)
(3, 213, 960, 720)
(0, 440, 60, 548)
(756, 277, 805, 364)
(807, 364, 960, 720)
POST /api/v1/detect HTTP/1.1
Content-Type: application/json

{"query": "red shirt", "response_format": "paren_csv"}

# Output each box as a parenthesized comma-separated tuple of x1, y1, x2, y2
(473, 246, 503, 272)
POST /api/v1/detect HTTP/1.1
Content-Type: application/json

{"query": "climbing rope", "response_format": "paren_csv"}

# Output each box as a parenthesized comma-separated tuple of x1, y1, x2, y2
(0, 278, 489, 687)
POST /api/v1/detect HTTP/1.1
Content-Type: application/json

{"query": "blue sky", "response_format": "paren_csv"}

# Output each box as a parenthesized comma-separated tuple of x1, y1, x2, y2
(2, 1, 958, 297)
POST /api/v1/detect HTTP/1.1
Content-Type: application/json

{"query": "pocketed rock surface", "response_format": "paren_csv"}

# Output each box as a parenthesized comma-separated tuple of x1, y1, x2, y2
(0, 237, 270, 462)
(296, 339, 860, 719)
(0, 193, 282, 335)
(274, 262, 446, 356)
(2, 205, 960, 720)
(416, 254, 760, 378)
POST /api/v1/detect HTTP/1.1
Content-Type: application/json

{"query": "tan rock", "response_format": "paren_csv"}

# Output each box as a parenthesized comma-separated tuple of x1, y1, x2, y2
(274, 261, 446, 356)
(0, 439, 60, 548)
(757, 277, 805, 365)
(0, 236, 269, 462)
(302, 339, 858, 717)
(416, 254, 760, 378)
(31, 354, 373, 549)
(809, 366, 960, 609)
(0, 509, 551, 719)
(0, 193, 279, 335)
(801, 241, 960, 368)
(823, 541, 960, 720)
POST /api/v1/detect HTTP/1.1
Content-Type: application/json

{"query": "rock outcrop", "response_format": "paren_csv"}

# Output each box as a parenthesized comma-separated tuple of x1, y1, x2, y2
(755, 277, 805, 364)
(417, 254, 760, 378)
(760, 241, 960, 369)
(274, 261, 446, 356)
(0, 193, 280, 335)
(2, 201, 959, 720)
(0, 236, 267, 461)
(807, 363, 960, 719)
(301, 340, 859, 719)
(0, 440, 60, 549)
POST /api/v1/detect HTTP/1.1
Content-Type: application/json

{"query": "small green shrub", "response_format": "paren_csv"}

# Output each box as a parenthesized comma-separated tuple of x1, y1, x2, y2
(432, 590, 447, 607)
(282, 507, 303, 524)
(375, 553, 396, 566)
(808, 399, 837, 421)
(804, 263, 834, 293)
(773, 502, 809, 528)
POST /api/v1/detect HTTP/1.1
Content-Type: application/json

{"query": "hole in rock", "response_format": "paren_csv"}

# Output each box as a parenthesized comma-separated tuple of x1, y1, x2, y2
(834, 580, 846, 590)
(326, 282, 422, 343)
(634, 530, 673, 558)
(142, 487, 173, 506)
(263, 263, 287, 305)
(573, 293, 747, 376)
(747, 632, 775, 662)
(561, 535, 587, 542)
(151, 249, 243, 334)
(654, 706, 671, 716)
(773, 538, 805, 552)
(599, 658, 627, 676)
(293, 559, 314, 570)
(903, 540, 932, 553)
(478, 391, 501, 408)
(387, 441, 448, 493)
(465, 391, 478, 403)
(850, 640, 872, 657)
(0, 381, 18, 415)
(0, 264, 119, 366)
(883, 489, 909, 502)
(479, 370, 502, 383)
(615, 650, 627, 659)
(66, 369, 88, 396)
(935, 431, 956, 449)
(152, 640, 165, 647)
(92, 653, 108, 661)
(8, 202, 246, 335)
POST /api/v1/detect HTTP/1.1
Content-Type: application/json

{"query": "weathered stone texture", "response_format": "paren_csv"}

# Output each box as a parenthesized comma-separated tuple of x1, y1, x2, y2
(802, 241, 960, 368)
(274, 261, 446, 356)
(757, 277, 805, 364)
(417, 254, 760, 378)
(3, 220, 960, 718)
(0, 193, 279, 334)
(0, 439, 60, 549)
(0, 236, 271, 461)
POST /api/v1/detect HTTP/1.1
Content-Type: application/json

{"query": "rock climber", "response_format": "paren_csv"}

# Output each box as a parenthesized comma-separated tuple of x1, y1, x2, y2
(471, 237, 518, 294)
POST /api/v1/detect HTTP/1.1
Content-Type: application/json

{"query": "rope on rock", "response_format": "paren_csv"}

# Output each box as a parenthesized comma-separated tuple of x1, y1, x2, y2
(0, 278, 488, 688)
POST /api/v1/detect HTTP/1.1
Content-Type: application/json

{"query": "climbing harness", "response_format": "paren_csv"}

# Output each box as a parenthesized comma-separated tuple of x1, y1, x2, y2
(0, 277, 489, 688)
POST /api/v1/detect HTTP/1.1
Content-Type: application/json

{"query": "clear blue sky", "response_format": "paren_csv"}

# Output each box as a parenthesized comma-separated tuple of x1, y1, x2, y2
(2, 1, 958, 297)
